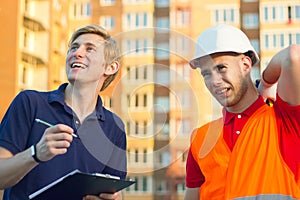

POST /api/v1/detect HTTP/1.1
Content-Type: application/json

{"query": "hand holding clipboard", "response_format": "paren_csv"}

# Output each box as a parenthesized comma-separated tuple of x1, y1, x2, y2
(29, 170, 135, 200)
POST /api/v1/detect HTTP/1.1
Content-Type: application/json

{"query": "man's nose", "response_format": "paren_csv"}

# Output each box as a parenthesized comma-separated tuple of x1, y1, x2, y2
(74, 46, 85, 58)
(211, 73, 223, 86)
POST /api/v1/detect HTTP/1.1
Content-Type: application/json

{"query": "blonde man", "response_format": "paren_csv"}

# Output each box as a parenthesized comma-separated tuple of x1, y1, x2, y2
(0, 24, 126, 200)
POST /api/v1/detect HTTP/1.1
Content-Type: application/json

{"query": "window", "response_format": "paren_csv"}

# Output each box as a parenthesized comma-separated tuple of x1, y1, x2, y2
(143, 149, 147, 163)
(176, 118, 191, 136)
(156, 69, 169, 85)
(212, 7, 238, 24)
(264, 7, 269, 21)
(264, 35, 269, 49)
(280, 34, 284, 47)
(100, 0, 115, 6)
(295, 5, 300, 19)
(24, 0, 29, 12)
(243, 13, 258, 29)
(135, 149, 139, 162)
(123, 39, 152, 56)
(142, 177, 148, 191)
(124, 66, 150, 82)
(101, 95, 112, 108)
(262, 31, 300, 50)
(126, 67, 130, 80)
(155, 122, 169, 137)
(156, 17, 169, 29)
(155, 43, 169, 59)
(155, 97, 169, 112)
(177, 183, 186, 193)
(127, 94, 131, 107)
(123, 12, 151, 29)
(126, 176, 151, 193)
(176, 91, 191, 109)
(143, 67, 147, 79)
(23, 31, 28, 48)
(296, 33, 300, 44)
(71, 2, 91, 19)
(100, 16, 115, 30)
(172, 63, 191, 81)
(156, 179, 167, 193)
(21, 66, 27, 85)
(250, 39, 259, 55)
(172, 36, 191, 55)
(126, 121, 131, 135)
(143, 94, 147, 107)
(143, 121, 147, 135)
(175, 9, 190, 27)
(155, 0, 169, 7)
(261, 5, 295, 23)
(135, 94, 139, 107)
(158, 151, 170, 166)
(135, 67, 139, 78)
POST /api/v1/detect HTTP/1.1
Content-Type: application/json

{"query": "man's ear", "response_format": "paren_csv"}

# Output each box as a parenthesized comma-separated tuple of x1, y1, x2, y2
(242, 55, 252, 72)
(104, 61, 120, 76)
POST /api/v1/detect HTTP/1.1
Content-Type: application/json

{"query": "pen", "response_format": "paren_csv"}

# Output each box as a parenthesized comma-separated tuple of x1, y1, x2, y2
(35, 118, 78, 138)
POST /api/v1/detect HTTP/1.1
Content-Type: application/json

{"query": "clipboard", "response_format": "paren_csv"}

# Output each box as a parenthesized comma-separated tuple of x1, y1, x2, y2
(28, 170, 135, 200)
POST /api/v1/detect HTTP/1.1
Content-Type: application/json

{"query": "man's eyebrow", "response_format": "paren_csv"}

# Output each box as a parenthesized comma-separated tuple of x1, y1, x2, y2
(84, 42, 98, 47)
(70, 42, 98, 47)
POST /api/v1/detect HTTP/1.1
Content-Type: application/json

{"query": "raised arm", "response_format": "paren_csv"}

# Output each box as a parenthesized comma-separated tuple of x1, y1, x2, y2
(260, 44, 300, 105)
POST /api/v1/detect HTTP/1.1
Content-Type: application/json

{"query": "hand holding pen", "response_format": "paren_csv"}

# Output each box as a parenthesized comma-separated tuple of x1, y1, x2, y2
(33, 118, 76, 162)
(35, 119, 78, 138)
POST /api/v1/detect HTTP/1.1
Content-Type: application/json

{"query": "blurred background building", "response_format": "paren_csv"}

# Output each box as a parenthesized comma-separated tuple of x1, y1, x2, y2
(0, 0, 299, 199)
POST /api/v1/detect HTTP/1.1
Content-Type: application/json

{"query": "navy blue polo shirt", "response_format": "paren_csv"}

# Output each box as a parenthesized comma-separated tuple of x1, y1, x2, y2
(0, 83, 127, 200)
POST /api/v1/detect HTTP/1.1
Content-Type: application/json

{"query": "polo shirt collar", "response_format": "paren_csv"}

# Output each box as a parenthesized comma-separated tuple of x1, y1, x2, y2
(223, 95, 265, 124)
(48, 83, 106, 121)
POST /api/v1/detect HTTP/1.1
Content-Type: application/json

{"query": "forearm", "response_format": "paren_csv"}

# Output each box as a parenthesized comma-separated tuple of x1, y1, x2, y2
(261, 44, 300, 105)
(184, 187, 200, 200)
(0, 147, 37, 189)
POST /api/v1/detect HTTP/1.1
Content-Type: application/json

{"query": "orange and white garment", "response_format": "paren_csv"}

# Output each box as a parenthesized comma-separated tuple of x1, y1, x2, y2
(190, 104, 300, 199)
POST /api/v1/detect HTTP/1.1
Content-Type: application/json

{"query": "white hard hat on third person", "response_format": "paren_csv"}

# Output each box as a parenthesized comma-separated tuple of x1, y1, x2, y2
(190, 24, 259, 69)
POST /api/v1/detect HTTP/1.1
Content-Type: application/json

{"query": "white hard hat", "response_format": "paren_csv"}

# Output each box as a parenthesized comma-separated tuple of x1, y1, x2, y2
(190, 24, 259, 69)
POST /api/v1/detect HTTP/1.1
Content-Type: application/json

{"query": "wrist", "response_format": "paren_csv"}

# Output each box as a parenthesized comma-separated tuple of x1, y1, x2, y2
(262, 70, 277, 86)
(30, 144, 44, 163)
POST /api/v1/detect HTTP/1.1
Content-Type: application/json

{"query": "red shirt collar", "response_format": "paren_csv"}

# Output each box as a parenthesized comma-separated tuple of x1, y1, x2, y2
(223, 95, 265, 124)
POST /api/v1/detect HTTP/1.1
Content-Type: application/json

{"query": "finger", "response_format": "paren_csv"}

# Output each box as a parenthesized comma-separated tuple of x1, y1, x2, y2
(38, 140, 71, 158)
(43, 131, 74, 143)
(83, 195, 100, 200)
(99, 192, 120, 200)
(46, 124, 74, 134)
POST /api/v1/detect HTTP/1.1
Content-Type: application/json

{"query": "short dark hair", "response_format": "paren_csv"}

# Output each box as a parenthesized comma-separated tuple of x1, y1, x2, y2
(244, 51, 257, 65)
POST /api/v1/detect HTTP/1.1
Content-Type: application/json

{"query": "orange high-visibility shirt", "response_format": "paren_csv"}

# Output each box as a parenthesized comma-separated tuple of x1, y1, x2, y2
(190, 104, 300, 199)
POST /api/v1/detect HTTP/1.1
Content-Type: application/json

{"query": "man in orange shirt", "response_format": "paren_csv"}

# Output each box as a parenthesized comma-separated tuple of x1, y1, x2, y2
(185, 24, 300, 199)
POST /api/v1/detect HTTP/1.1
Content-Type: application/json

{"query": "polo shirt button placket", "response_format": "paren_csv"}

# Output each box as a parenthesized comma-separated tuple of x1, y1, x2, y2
(75, 119, 80, 129)
(236, 114, 242, 134)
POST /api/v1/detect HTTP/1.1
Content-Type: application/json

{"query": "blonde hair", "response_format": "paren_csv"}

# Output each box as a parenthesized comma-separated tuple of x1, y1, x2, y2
(69, 24, 121, 91)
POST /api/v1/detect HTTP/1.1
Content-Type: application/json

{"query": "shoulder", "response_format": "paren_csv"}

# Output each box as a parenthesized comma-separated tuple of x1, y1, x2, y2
(190, 118, 223, 143)
(17, 89, 49, 100)
(190, 118, 223, 158)
(9, 90, 49, 111)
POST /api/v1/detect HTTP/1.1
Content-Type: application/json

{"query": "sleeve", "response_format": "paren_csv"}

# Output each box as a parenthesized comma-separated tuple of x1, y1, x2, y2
(0, 91, 34, 154)
(274, 94, 300, 178)
(186, 148, 205, 188)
